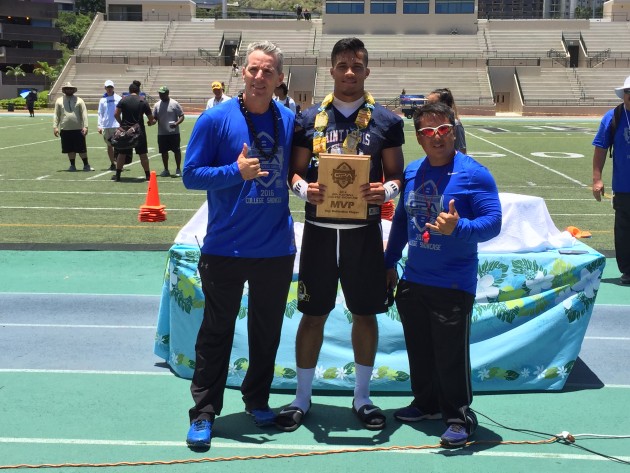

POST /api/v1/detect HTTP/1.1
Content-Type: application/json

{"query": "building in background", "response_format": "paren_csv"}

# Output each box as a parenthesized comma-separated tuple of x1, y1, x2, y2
(322, 0, 477, 34)
(0, 0, 62, 99)
(478, 0, 605, 19)
(55, 0, 75, 12)
(106, 0, 195, 21)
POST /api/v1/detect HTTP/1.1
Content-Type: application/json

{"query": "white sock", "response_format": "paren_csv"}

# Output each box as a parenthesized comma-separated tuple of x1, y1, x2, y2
(291, 367, 315, 413)
(353, 363, 374, 410)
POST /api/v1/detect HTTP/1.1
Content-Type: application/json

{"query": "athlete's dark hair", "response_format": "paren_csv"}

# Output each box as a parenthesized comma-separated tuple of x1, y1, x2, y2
(331, 37, 368, 67)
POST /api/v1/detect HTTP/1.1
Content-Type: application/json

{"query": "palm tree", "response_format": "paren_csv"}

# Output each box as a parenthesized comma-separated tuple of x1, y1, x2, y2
(5, 64, 26, 86)
(33, 61, 58, 91)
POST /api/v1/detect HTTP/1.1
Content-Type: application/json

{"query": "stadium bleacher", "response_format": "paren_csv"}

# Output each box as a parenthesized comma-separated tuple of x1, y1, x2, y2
(57, 16, 630, 115)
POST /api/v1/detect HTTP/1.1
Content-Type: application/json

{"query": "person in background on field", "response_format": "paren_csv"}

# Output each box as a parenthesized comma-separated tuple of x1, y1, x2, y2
(385, 101, 501, 448)
(232, 61, 239, 77)
(426, 88, 467, 154)
(25, 89, 37, 117)
(182, 40, 296, 450)
(206, 81, 231, 109)
(53, 82, 94, 172)
(592, 75, 630, 285)
(97, 80, 122, 171)
(277, 37, 404, 433)
(112, 81, 156, 182)
(274, 82, 296, 114)
(153, 85, 185, 177)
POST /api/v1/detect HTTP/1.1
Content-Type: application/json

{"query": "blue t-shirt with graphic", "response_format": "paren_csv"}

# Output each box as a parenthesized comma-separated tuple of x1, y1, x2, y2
(592, 106, 630, 193)
(385, 152, 502, 295)
(183, 99, 296, 258)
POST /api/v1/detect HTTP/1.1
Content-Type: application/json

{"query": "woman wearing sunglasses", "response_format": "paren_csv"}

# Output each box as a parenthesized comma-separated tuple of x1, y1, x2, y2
(426, 88, 467, 155)
(384, 101, 502, 448)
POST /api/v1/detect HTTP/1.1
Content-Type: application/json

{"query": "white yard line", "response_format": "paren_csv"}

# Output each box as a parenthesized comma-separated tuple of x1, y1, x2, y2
(467, 132, 590, 188)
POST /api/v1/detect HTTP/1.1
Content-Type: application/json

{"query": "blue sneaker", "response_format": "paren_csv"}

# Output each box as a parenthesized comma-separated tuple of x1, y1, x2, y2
(440, 423, 469, 447)
(393, 405, 441, 422)
(246, 407, 276, 427)
(186, 419, 212, 448)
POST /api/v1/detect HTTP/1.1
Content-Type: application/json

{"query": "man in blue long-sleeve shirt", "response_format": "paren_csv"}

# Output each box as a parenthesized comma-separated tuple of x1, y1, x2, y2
(384, 102, 501, 448)
(182, 40, 296, 450)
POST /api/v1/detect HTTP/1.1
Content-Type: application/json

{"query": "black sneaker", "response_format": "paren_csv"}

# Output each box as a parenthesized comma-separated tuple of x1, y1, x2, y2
(393, 405, 441, 422)
(109, 164, 116, 171)
(621, 274, 630, 284)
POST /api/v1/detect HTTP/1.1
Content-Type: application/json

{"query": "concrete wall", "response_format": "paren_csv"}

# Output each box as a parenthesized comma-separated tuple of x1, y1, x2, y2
(604, 0, 630, 21)
(215, 19, 313, 31)
(489, 66, 519, 112)
(142, 1, 197, 21)
(285, 64, 316, 111)
(485, 18, 591, 30)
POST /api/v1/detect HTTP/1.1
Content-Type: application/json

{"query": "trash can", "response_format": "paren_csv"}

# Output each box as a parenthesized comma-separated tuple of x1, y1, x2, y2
(7, 103, 14, 112)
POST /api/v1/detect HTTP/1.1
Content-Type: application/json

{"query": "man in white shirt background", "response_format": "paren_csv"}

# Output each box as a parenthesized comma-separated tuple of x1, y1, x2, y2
(274, 82, 296, 114)
(205, 81, 231, 109)
(97, 80, 121, 171)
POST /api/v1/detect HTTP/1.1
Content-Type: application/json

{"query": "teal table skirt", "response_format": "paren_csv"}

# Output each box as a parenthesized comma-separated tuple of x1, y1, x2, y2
(154, 242, 605, 392)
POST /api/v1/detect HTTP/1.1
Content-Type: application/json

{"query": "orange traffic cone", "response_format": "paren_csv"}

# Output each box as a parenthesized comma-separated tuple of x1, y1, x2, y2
(139, 171, 167, 222)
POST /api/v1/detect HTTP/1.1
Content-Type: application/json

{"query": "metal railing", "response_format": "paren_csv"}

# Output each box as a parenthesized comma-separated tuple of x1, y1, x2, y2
(547, 48, 569, 67)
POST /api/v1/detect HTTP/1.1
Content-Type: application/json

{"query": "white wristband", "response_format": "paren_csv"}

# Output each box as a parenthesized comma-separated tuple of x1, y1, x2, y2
(383, 181, 400, 202)
(292, 179, 309, 201)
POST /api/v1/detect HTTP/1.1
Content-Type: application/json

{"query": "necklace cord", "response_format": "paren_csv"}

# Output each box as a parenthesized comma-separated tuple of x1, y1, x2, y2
(238, 92, 279, 160)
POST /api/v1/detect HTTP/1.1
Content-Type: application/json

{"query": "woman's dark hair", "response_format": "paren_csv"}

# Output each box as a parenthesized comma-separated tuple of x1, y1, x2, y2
(428, 87, 459, 118)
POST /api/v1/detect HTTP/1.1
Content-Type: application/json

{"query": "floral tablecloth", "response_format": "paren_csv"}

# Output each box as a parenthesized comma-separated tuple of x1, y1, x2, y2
(154, 241, 605, 392)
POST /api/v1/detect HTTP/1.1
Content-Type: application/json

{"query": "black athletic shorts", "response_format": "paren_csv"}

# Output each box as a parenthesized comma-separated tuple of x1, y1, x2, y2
(297, 221, 387, 316)
(157, 134, 181, 154)
(60, 129, 87, 154)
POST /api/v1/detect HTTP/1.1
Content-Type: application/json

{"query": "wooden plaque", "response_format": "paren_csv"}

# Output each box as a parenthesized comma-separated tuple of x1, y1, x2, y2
(316, 153, 371, 220)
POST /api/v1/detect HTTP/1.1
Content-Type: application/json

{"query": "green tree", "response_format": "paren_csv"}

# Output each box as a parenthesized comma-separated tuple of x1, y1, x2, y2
(33, 61, 58, 90)
(5, 64, 26, 86)
(55, 12, 94, 49)
(574, 3, 603, 19)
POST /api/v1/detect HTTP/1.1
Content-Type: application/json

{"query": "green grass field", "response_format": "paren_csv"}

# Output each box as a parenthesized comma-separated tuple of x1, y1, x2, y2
(0, 112, 613, 251)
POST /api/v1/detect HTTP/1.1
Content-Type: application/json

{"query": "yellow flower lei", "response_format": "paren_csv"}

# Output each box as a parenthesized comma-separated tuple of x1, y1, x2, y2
(312, 92, 375, 156)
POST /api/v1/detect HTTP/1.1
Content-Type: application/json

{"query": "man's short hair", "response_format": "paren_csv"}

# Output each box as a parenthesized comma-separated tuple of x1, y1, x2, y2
(331, 37, 369, 67)
(276, 83, 288, 95)
(129, 82, 140, 93)
(244, 41, 284, 74)
(413, 102, 455, 131)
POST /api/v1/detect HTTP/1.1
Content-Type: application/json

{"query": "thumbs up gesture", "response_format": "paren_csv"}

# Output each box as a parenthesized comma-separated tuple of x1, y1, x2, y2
(425, 199, 459, 236)
(237, 143, 269, 180)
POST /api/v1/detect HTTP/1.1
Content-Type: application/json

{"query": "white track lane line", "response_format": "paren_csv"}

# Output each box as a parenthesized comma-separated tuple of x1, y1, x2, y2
(0, 437, 628, 463)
